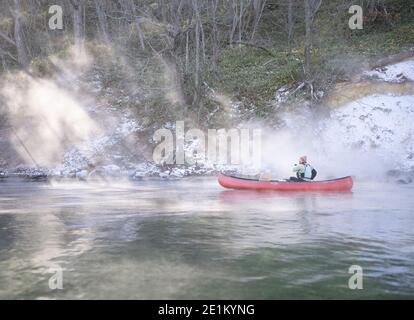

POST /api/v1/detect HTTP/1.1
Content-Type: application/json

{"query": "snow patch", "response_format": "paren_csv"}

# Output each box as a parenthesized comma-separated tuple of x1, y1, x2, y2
(321, 94, 414, 172)
(364, 59, 414, 83)
(62, 112, 142, 174)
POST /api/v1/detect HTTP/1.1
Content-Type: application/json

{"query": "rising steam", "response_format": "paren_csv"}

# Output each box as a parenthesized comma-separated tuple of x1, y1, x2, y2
(0, 49, 101, 167)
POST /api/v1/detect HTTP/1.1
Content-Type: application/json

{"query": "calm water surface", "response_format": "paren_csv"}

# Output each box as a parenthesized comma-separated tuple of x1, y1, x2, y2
(0, 177, 413, 299)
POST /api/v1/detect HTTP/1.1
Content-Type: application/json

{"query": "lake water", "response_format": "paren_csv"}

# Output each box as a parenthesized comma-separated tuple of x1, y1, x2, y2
(0, 177, 413, 299)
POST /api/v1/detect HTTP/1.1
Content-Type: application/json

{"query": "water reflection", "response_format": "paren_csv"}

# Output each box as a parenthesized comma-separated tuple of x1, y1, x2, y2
(0, 178, 413, 299)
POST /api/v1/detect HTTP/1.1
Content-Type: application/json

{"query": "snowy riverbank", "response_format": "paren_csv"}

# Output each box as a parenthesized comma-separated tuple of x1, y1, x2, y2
(1, 59, 414, 183)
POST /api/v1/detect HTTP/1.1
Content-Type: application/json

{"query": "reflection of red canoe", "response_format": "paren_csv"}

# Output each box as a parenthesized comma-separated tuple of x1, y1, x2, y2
(218, 174, 353, 191)
(219, 189, 353, 201)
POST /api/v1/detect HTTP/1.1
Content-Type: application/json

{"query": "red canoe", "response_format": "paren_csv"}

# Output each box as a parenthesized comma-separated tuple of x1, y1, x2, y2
(218, 174, 353, 191)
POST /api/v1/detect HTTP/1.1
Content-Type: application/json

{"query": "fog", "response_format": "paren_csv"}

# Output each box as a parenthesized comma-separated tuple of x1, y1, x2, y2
(1, 47, 412, 182)
(0, 49, 101, 167)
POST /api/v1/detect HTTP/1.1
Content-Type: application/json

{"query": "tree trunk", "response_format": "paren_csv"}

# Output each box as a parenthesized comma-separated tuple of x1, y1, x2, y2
(211, 0, 219, 69)
(287, 0, 294, 54)
(238, 0, 243, 43)
(1, 53, 6, 71)
(94, 0, 110, 43)
(191, 0, 201, 107)
(303, 0, 322, 98)
(195, 19, 200, 90)
(193, 0, 206, 64)
(229, 0, 238, 46)
(13, 0, 29, 67)
(304, 0, 312, 81)
(185, 30, 189, 73)
(250, 0, 266, 42)
(71, 0, 85, 52)
(119, 0, 145, 50)
(27, 0, 37, 16)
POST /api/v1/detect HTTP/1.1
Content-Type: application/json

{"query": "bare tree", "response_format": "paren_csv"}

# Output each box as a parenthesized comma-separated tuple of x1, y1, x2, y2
(287, 0, 294, 54)
(210, 0, 220, 69)
(11, 0, 29, 67)
(304, 0, 322, 97)
(191, 0, 203, 107)
(185, 30, 190, 73)
(94, 0, 110, 43)
(229, 0, 238, 45)
(70, 0, 85, 52)
(250, 0, 266, 42)
(0, 28, 19, 68)
(119, 0, 145, 50)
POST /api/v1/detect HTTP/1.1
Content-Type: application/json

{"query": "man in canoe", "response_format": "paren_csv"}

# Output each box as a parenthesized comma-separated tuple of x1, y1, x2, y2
(289, 156, 317, 182)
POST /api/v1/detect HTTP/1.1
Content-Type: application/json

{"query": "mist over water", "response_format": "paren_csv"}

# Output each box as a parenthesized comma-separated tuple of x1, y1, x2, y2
(0, 0, 412, 303)
(0, 177, 413, 299)
(0, 50, 101, 167)
(0, 46, 412, 183)
(0, 54, 413, 300)
(259, 94, 414, 181)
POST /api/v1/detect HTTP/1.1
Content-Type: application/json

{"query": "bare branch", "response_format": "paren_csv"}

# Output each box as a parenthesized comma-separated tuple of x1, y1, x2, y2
(0, 30, 16, 46)
(0, 47, 18, 62)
